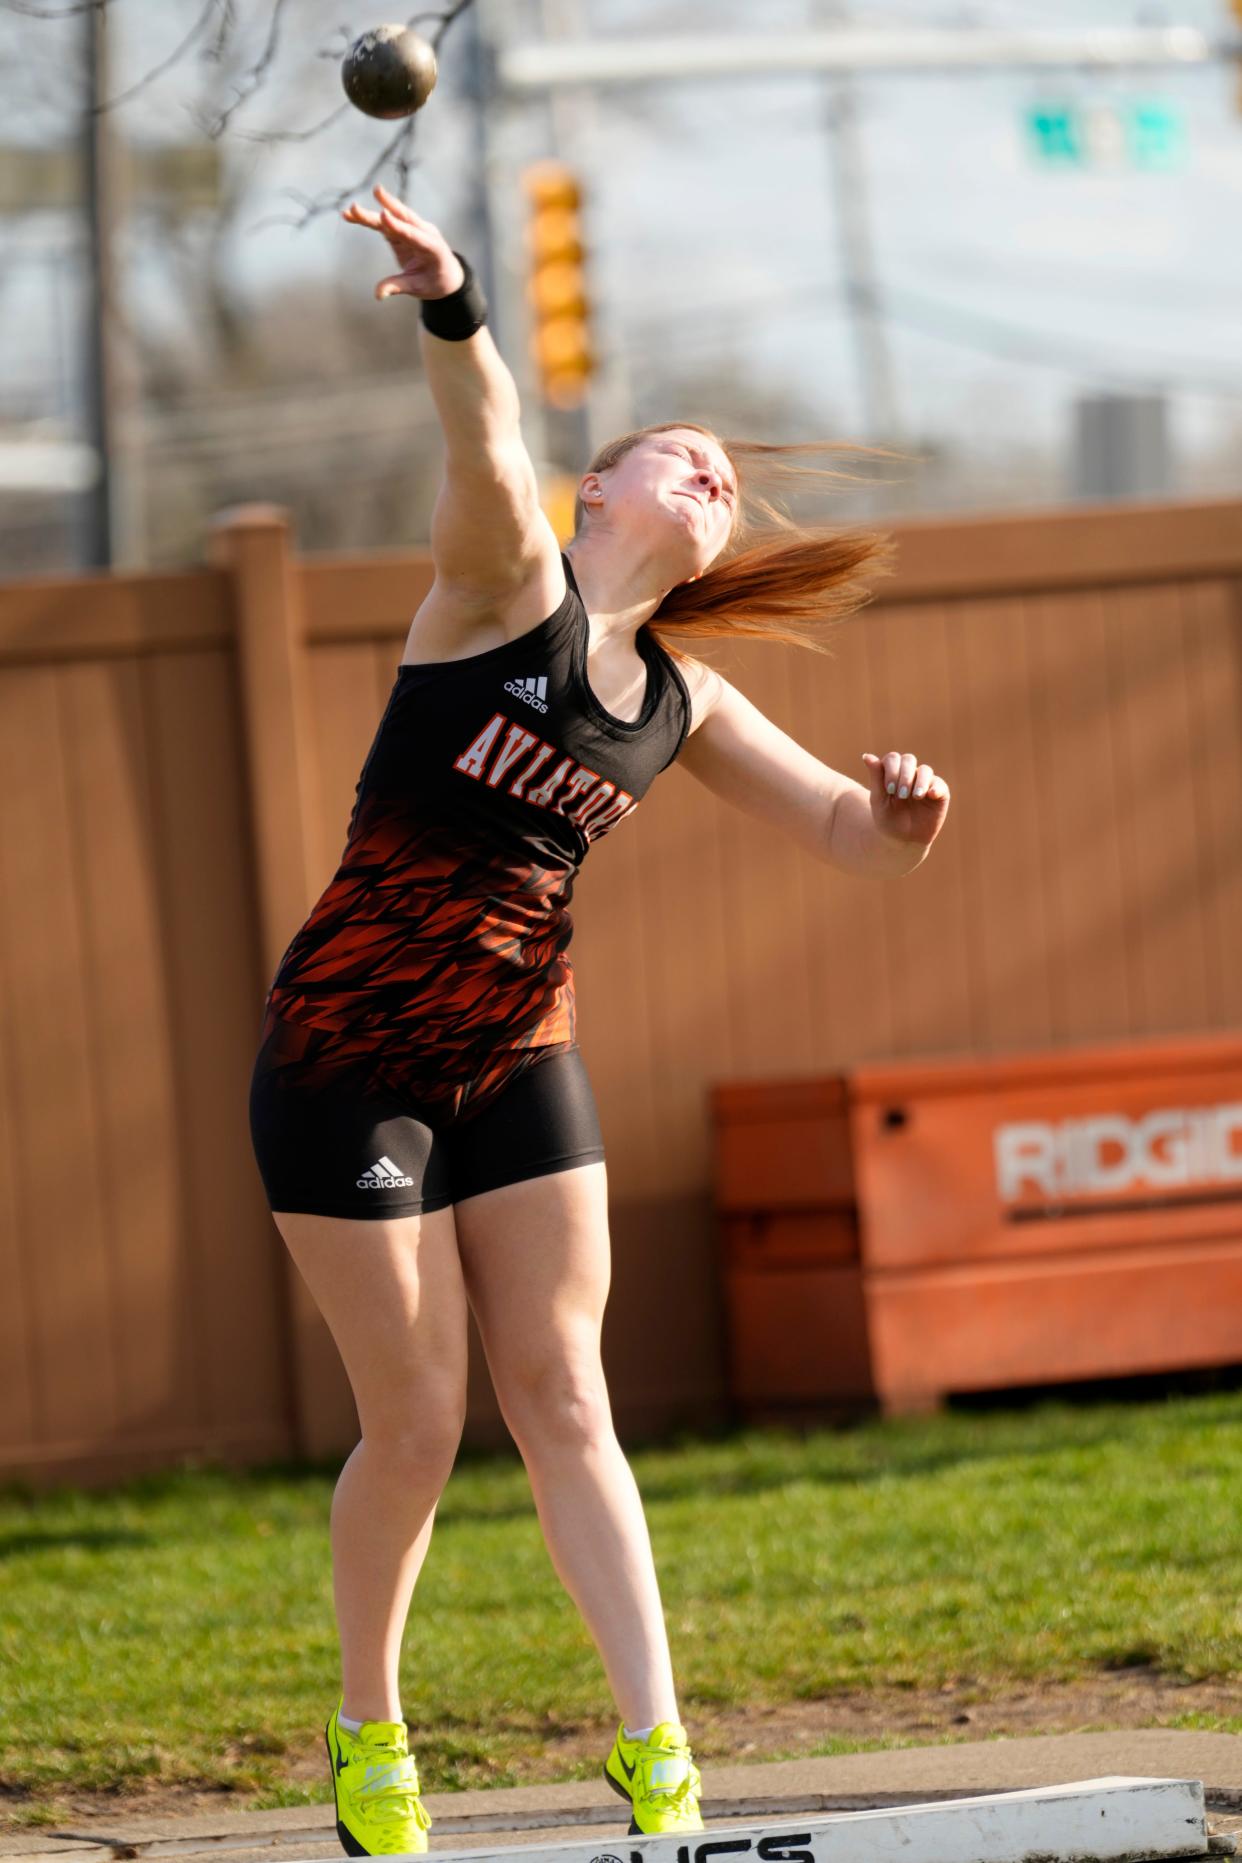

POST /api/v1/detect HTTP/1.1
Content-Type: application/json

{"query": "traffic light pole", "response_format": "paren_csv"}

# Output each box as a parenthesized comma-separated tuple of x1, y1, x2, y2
(498, 25, 1234, 89)
(539, 0, 599, 480)
(473, 0, 553, 485)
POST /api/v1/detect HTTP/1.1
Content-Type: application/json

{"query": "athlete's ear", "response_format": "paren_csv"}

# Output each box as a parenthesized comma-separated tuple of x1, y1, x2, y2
(579, 472, 604, 508)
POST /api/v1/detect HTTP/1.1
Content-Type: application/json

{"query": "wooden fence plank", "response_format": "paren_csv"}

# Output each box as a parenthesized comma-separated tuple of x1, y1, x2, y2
(873, 601, 979, 1057)
(796, 617, 899, 1068)
(1024, 589, 1133, 1044)
(574, 813, 661, 1182)
(140, 649, 290, 1443)
(1181, 580, 1242, 1028)
(877, 494, 1242, 601)
(59, 659, 186, 1446)
(0, 570, 229, 665)
(0, 669, 114, 1452)
(1104, 586, 1212, 1037)
(943, 596, 1057, 1052)
(710, 643, 816, 1076)
(649, 695, 739, 1191)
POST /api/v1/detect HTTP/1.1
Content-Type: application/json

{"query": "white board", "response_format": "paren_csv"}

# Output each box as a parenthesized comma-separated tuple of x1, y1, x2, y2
(400, 1774, 1207, 1863)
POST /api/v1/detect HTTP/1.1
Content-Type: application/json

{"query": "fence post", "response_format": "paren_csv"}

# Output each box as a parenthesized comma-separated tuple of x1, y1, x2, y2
(207, 504, 354, 1464)
(207, 504, 322, 975)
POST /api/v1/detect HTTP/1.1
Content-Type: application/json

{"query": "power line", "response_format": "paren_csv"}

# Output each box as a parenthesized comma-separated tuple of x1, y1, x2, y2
(617, 277, 1242, 400)
(880, 281, 1242, 397)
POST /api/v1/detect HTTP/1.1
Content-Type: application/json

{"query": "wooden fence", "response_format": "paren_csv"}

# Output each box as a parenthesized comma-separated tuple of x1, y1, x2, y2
(1, 496, 1239, 1490)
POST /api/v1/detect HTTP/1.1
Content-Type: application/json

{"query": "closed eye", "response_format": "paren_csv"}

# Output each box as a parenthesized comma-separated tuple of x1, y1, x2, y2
(668, 442, 735, 505)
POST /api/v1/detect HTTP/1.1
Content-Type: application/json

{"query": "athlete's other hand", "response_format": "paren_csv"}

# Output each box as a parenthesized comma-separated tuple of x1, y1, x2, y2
(861, 750, 950, 847)
(341, 183, 466, 302)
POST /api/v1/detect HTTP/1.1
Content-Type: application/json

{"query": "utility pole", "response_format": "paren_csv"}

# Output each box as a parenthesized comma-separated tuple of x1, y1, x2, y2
(76, 3, 147, 568)
(817, 1, 901, 446)
(2, 134, 215, 540)
(77, 0, 132, 569)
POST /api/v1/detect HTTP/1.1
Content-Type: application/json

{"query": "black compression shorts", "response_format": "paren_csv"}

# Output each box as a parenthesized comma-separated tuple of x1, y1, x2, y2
(249, 1012, 606, 1220)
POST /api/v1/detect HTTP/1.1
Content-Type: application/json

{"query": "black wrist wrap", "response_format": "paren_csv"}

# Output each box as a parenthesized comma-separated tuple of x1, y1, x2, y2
(420, 250, 488, 341)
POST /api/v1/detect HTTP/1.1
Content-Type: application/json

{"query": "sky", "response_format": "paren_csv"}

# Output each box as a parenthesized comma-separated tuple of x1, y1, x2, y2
(2, 0, 1241, 511)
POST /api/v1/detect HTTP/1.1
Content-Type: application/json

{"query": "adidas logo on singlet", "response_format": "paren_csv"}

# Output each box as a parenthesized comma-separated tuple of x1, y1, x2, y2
(357, 1155, 415, 1190)
(503, 674, 549, 714)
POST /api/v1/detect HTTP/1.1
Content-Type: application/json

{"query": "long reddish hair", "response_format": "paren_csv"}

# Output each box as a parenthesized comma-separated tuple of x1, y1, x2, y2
(571, 421, 903, 665)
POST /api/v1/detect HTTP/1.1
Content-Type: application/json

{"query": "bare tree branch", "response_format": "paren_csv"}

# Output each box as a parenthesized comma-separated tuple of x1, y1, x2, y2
(216, 20, 400, 147)
(197, 0, 291, 137)
(242, 0, 479, 231)
(98, 0, 222, 113)
(9, 0, 480, 231)
(245, 125, 417, 233)
(199, 0, 239, 64)
(225, 99, 351, 144)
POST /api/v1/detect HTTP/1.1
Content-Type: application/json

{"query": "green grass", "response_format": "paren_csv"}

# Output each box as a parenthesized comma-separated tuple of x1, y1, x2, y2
(2, 1390, 1241, 1823)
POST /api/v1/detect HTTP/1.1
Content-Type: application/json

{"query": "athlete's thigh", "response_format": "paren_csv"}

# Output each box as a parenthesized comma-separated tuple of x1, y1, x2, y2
(447, 1046, 611, 1406)
(249, 1021, 468, 1436)
(273, 1206, 470, 1444)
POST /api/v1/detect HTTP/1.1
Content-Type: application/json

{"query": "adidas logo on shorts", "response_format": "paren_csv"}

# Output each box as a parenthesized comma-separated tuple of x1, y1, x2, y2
(357, 1155, 415, 1190)
(504, 674, 548, 713)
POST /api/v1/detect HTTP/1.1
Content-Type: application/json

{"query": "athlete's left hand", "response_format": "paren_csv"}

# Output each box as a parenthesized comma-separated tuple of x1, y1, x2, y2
(861, 751, 951, 848)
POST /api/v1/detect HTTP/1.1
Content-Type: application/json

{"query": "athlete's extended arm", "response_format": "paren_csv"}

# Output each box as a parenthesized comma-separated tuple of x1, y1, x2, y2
(343, 185, 548, 593)
(678, 670, 950, 878)
(344, 183, 520, 455)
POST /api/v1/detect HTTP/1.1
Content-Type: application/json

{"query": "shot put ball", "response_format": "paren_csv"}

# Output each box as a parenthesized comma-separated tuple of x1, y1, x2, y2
(341, 26, 438, 120)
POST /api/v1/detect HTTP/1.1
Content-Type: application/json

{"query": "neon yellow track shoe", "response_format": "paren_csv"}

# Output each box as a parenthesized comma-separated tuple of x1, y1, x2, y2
(603, 1720, 704, 1834)
(325, 1696, 433, 1856)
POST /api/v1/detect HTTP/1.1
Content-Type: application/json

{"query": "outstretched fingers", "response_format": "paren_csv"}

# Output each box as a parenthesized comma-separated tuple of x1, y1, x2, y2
(374, 181, 426, 225)
(341, 198, 379, 225)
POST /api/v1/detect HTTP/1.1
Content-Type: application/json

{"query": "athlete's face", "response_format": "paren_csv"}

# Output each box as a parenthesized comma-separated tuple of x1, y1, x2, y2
(583, 430, 737, 579)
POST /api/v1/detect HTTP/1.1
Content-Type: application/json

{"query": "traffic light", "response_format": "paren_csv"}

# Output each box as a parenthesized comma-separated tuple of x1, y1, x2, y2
(538, 471, 580, 544)
(522, 160, 595, 410)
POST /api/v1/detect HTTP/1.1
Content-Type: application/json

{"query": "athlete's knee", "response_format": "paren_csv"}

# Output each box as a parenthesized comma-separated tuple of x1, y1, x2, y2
(355, 1378, 466, 1478)
(502, 1353, 615, 1453)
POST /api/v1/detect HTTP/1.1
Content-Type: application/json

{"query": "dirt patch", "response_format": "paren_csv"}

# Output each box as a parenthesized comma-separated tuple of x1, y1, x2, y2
(7, 1669, 1240, 1832)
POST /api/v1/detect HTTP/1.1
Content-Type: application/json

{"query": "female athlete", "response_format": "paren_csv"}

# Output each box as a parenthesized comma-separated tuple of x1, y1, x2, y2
(248, 182, 951, 1856)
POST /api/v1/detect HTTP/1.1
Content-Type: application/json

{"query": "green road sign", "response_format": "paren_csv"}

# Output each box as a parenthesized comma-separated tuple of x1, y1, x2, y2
(1126, 100, 1185, 169)
(1026, 103, 1084, 165)
(1025, 99, 1185, 171)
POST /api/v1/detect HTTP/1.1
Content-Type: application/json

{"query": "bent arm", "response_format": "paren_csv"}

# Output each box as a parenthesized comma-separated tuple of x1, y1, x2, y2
(827, 784, 929, 878)
(679, 671, 946, 878)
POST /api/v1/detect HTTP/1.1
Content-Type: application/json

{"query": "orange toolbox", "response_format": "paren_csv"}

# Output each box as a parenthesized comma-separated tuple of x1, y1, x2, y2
(711, 1031, 1242, 1418)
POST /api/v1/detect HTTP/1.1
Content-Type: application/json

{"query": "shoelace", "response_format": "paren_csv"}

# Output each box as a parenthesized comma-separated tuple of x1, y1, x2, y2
(654, 1762, 701, 1808)
(345, 1739, 433, 1838)
(634, 1747, 701, 1805)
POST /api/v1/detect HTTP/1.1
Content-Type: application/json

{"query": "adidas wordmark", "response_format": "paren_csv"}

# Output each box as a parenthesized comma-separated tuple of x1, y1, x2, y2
(504, 674, 548, 714)
(357, 1155, 415, 1190)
